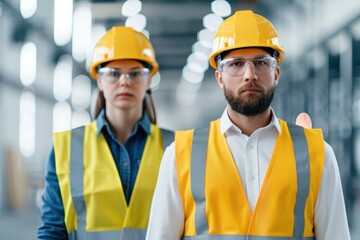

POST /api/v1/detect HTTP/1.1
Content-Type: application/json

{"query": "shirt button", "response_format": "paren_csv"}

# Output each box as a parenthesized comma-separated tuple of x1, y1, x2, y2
(250, 175, 256, 181)
(123, 162, 129, 167)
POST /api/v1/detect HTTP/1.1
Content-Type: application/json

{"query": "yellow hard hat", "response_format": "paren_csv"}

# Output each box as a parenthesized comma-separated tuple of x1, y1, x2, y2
(89, 26, 159, 79)
(209, 10, 285, 69)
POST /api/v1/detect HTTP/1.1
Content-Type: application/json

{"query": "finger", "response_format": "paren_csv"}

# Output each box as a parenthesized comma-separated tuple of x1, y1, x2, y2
(295, 112, 312, 128)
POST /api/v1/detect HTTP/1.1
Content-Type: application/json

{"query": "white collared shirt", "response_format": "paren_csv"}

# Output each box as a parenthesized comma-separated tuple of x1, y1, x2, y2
(146, 107, 350, 240)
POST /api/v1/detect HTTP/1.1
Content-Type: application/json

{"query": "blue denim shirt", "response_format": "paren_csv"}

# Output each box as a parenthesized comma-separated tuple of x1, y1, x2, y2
(37, 109, 151, 239)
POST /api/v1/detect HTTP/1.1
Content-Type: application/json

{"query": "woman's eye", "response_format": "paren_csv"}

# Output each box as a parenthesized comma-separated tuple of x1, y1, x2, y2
(110, 71, 120, 78)
(130, 71, 141, 78)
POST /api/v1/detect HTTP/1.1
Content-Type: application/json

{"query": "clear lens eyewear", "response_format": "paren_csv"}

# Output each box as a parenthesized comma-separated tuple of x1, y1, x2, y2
(98, 67, 150, 84)
(219, 56, 277, 76)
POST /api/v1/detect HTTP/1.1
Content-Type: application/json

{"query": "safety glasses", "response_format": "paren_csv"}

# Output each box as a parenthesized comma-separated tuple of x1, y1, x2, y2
(219, 56, 277, 76)
(98, 67, 150, 84)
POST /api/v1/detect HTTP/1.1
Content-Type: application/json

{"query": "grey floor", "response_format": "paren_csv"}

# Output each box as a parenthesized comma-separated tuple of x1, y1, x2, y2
(0, 198, 359, 239)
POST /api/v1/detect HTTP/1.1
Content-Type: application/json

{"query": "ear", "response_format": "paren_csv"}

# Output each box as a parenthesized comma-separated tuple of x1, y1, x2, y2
(274, 66, 280, 86)
(215, 70, 224, 89)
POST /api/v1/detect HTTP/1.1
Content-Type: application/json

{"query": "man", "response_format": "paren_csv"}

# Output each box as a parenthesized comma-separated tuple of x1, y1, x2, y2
(146, 10, 350, 240)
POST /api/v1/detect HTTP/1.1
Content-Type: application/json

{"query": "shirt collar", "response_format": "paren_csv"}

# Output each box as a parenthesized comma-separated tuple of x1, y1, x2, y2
(96, 109, 151, 138)
(220, 106, 281, 135)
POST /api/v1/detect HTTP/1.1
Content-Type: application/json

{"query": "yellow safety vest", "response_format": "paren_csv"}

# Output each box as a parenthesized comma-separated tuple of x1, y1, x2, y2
(54, 121, 171, 240)
(175, 119, 324, 240)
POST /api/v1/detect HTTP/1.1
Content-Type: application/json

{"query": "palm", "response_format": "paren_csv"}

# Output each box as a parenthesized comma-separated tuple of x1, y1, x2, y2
(295, 113, 312, 128)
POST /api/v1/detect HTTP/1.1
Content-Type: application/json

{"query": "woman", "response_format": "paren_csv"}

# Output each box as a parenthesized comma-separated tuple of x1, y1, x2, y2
(38, 26, 173, 240)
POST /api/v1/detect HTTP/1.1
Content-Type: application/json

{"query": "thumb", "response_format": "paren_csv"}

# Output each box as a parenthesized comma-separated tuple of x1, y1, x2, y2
(295, 112, 312, 128)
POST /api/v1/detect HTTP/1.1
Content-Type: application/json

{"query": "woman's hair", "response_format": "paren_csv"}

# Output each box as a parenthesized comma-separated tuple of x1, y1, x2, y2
(144, 89, 157, 124)
(93, 90, 105, 119)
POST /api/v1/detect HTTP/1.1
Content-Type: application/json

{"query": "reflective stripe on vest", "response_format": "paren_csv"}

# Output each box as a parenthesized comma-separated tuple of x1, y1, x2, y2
(70, 127, 86, 233)
(182, 235, 315, 240)
(187, 120, 317, 239)
(55, 122, 173, 240)
(69, 228, 146, 240)
(287, 124, 310, 237)
(191, 127, 210, 235)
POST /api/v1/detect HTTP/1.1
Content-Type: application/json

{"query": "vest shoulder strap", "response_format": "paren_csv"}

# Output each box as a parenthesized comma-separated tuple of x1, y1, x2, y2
(191, 125, 211, 235)
(70, 125, 87, 232)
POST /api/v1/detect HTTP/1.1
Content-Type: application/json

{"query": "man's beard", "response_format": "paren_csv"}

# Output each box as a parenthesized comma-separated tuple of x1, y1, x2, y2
(223, 82, 275, 116)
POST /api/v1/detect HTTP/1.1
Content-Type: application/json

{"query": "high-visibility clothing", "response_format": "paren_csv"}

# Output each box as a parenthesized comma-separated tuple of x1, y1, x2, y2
(175, 119, 324, 239)
(54, 121, 171, 240)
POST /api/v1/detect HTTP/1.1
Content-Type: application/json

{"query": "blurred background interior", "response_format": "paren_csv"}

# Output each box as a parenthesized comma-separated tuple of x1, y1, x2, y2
(0, 0, 360, 238)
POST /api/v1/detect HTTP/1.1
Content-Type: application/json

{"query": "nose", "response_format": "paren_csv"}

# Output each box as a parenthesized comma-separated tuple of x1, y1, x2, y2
(243, 62, 258, 81)
(119, 73, 132, 85)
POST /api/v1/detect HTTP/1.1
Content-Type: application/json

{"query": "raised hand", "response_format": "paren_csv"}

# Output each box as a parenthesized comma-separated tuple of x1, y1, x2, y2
(295, 112, 312, 128)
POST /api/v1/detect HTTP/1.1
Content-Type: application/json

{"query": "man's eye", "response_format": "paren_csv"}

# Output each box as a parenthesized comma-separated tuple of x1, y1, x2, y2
(229, 60, 245, 67)
(254, 60, 267, 66)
